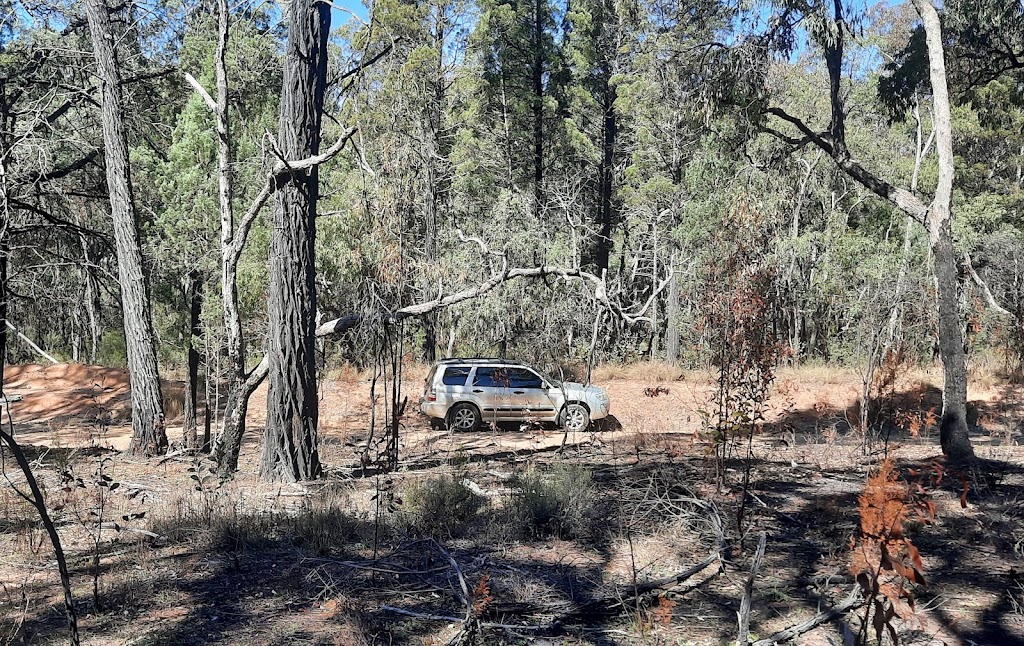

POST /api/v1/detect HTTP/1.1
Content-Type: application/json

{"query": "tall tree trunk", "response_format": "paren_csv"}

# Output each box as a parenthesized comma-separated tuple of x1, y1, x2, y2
(532, 0, 544, 219)
(911, 0, 974, 461)
(665, 250, 680, 364)
(0, 238, 7, 379)
(84, 0, 166, 456)
(595, 60, 616, 274)
(81, 236, 101, 364)
(421, 9, 445, 363)
(182, 272, 202, 449)
(888, 98, 933, 348)
(259, 0, 330, 482)
(206, 0, 251, 473)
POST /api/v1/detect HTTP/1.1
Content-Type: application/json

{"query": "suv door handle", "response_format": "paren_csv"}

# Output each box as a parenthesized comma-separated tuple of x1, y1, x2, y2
(472, 389, 484, 393)
(513, 391, 525, 394)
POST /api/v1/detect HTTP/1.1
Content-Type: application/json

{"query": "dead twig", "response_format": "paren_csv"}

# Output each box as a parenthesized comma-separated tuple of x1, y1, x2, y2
(738, 531, 767, 645)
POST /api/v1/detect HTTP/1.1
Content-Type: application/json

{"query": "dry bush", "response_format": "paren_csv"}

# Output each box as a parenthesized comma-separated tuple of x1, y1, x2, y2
(150, 482, 363, 555)
(396, 474, 486, 539)
(508, 464, 599, 539)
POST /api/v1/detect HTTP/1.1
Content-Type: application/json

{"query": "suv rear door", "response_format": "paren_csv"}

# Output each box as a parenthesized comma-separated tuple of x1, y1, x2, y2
(470, 366, 511, 423)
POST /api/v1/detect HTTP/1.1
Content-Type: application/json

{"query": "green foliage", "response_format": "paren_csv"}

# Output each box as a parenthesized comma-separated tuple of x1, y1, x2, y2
(399, 475, 486, 539)
(97, 333, 128, 369)
(510, 464, 597, 539)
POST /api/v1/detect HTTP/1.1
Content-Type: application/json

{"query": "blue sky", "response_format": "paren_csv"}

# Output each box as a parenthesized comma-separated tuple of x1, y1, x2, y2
(330, 0, 370, 24)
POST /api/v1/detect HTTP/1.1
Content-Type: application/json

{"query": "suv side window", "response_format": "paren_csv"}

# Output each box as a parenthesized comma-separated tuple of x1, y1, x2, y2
(441, 366, 470, 386)
(507, 368, 543, 389)
(473, 367, 510, 387)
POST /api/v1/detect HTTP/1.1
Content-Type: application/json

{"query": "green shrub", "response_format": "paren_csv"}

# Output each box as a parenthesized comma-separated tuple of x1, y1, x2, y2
(512, 464, 597, 539)
(400, 475, 485, 539)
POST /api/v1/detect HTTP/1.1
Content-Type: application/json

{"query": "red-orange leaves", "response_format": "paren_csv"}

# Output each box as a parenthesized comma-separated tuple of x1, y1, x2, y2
(851, 459, 934, 641)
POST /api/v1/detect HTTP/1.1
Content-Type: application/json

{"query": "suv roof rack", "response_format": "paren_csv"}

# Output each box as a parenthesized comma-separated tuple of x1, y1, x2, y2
(436, 358, 520, 365)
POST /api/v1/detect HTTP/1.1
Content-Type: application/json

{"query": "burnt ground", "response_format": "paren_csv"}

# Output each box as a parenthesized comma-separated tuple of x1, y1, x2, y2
(0, 363, 1023, 645)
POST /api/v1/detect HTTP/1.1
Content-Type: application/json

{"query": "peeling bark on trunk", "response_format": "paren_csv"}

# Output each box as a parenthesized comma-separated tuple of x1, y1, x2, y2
(85, 0, 166, 456)
(259, 0, 330, 482)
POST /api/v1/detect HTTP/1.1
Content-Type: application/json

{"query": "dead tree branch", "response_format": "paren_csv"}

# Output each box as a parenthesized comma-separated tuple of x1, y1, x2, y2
(0, 416, 79, 644)
(316, 231, 673, 338)
(750, 587, 863, 646)
(737, 532, 767, 645)
(963, 249, 1014, 318)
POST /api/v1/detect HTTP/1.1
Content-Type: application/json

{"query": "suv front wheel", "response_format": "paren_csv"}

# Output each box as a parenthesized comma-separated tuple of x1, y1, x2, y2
(561, 403, 590, 432)
(447, 402, 481, 432)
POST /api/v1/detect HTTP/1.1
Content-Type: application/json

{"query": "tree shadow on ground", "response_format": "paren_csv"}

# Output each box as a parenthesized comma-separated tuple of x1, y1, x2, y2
(771, 382, 1024, 447)
(5, 422, 1024, 645)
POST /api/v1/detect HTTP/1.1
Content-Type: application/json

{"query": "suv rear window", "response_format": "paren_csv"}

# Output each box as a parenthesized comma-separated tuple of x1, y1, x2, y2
(441, 367, 470, 386)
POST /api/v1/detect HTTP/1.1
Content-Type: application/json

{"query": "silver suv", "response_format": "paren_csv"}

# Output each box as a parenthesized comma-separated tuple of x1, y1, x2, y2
(420, 359, 610, 432)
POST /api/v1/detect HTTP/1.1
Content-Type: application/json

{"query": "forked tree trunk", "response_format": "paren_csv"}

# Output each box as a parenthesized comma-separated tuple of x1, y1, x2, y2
(84, 0, 166, 456)
(259, 0, 330, 482)
(204, 0, 263, 474)
(769, 0, 974, 461)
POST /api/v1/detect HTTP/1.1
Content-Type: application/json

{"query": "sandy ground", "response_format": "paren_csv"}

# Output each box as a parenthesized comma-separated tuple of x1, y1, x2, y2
(1, 363, 1022, 646)
(3, 363, 1020, 458)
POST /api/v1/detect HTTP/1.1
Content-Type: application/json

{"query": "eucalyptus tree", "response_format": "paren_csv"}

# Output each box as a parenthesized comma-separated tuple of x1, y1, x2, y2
(257, 0, 333, 481)
(732, 0, 975, 460)
(85, 0, 167, 456)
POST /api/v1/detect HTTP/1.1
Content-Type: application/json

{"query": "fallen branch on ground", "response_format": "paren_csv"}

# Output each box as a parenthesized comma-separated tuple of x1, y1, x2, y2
(750, 587, 863, 646)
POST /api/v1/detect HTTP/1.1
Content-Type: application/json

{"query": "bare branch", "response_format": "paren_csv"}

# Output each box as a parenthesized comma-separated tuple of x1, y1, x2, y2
(963, 250, 1014, 318)
(316, 234, 673, 338)
(230, 126, 358, 265)
(763, 107, 929, 226)
(751, 587, 862, 646)
(183, 72, 217, 112)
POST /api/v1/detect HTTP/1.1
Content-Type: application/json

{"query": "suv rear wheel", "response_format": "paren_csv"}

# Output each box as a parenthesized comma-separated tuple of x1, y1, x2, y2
(561, 403, 590, 432)
(447, 402, 481, 432)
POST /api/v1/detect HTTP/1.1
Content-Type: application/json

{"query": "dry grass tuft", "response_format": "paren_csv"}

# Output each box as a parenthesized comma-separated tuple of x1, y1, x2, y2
(592, 361, 684, 382)
(396, 474, 486, 539)
(149, 481, 365, 555)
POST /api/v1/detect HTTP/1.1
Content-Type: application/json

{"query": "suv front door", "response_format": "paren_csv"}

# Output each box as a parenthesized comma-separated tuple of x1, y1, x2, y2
(505, 367, 556, 422)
